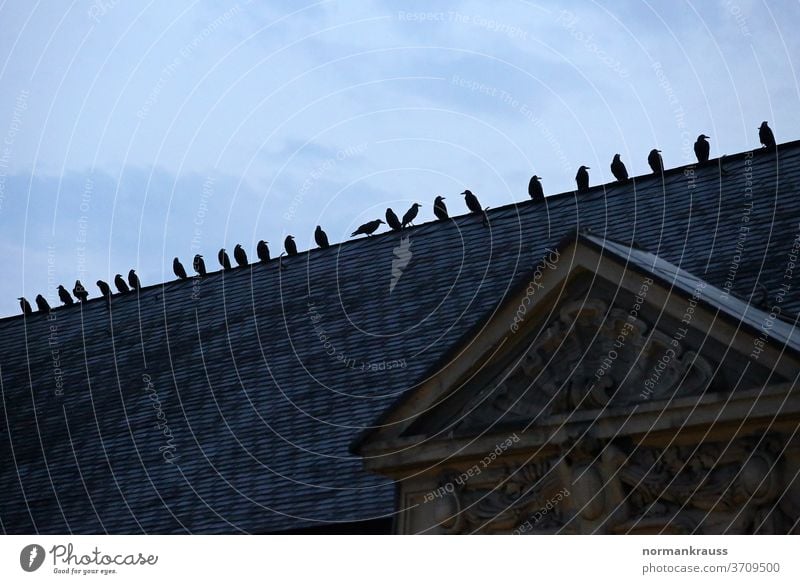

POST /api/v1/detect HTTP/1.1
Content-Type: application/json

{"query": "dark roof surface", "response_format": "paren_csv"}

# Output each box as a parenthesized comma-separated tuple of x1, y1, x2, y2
(1, 142, 799, 533)
(582, 232, 800, 351)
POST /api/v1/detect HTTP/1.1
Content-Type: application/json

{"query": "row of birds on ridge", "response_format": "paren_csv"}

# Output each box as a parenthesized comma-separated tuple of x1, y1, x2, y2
(15, 123, 779, 316)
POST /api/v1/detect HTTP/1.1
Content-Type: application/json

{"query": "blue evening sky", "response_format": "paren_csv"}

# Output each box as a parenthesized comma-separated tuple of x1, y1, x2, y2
(0, 0, 798, 316)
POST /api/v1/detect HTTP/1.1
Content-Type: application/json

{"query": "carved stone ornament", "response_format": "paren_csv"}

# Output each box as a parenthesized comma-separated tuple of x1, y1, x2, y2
(434, 434, 795, 534)
(456, 300, 714, 429)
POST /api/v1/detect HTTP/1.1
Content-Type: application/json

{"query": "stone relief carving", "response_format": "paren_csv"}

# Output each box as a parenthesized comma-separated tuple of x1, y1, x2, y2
(455, 300, 714, 430)
(432, 434, 795, 534)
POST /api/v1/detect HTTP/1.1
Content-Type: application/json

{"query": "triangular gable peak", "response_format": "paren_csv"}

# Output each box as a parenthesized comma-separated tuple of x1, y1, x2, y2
(357, 233, 799, 466)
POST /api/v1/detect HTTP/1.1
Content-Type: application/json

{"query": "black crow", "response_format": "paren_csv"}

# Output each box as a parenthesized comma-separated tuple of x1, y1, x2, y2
(114, 274, 129, 293)
(58, 285, 74, 305)
(576, 166, 590, 193)
(759, 121, 776, 149)
(284, 235, 298, 256)
(18, 297, 32, 315)
(401, 203, 421, 228)
(96, 280, 112, 298)
(461, 190, 482, 213)
(234, 244, 248, 267)
(193, 254, 207, 276)
(128, 269, 141, 290)
(528, 175, 544, 202)
(694, 134, 710, 163)
(218, 249, 232, 271)
(610, 154, 628, 182)
(314, 226, 330, 249)
(73, 280, 89, 302)
(385, 208, 402, 231)
(648, 149, 663, 174)
(351, 219, 384, 237)
(257, 240, 270, 263)
(433, 196, 448, 220)
(173, 258, 188, 280)
(35, 294, 51, 312)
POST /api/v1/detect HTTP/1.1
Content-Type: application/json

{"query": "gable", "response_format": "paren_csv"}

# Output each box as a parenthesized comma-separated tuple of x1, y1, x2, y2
(357, 234, 799, 455)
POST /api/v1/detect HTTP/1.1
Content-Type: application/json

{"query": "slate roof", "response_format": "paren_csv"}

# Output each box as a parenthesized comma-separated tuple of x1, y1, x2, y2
(582, 233, 800, 351)
(1, 141, 799, 534)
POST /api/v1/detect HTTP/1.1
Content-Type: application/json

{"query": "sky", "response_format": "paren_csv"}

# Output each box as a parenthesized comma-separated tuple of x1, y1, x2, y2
(0, 0, 798, 317)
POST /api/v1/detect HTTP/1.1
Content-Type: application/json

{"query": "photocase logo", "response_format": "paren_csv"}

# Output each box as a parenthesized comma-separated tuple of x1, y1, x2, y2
(390, 236, 413, 293)
(20, 544, 46, 572)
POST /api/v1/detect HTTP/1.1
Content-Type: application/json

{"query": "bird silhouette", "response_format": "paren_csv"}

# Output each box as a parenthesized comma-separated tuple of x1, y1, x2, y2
(694, 134, 710, 163)
(18, 297, 32, 315)
(385, 208, 402, 231)
(402, 203, 421, 228)
(257, 240, 270, 263)
(173, 258, 188, 280)
(35, 294, 51, 312)
(528, 175, 544, 202)
(193, 254, 207, 276)
(461, 190, 482, 213)
(73, 280, 89, 302)
(648, 149, 663, 174)
(610, 154, 628, 182)
(575, 166, 590, 193)
(314, 226, 330, 249)
(759, 121, 776, 149)
(128, 269, 141, 290)
(58, 285, 74, 306)
(218, 249, 232, 271)
(96, 280, 111, 298)
(284, 235, 298, 256)
(234, 244, 248, 267)
(351, 219, 384, 237)
(114, 274, 130, 293)
(433, 196, 448, 220)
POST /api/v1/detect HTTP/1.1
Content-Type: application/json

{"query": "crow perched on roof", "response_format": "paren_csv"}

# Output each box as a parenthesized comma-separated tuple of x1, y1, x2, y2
(58, 285, 74, 306)
(35, 294, 50, 312)
(759, 121, 776, 149)
(257, 240, 270, 263)
(647, 149, 663, 174)
(694, 134, 710, 163)
(234, 244, 248, 267)
(173, 258, 188, 280)
(218, 249, 232, 271)
(528, 175, 544, 202)
(611, 154, 628, 182)
(284, 235, 298, 256)
(96, 280, 111, 298)
(114, 274, 129, 293)
(18, 297, 32, 315)
(193, 254, 207, 276)
(402, 203, 421, 228)
(128, 269, 141, 290)
(385, 208, 402, 231)
(461, 190, 482, 213)
(575, 166, 590, 193)
(433, 196, 448, 220)
(314, 226, 330, 249)
(73, 280, 89, 302)
(351, 219, 384, 237)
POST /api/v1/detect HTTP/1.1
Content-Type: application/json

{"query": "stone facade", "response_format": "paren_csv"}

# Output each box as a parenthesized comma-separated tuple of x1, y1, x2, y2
(357, 236, 800, 534)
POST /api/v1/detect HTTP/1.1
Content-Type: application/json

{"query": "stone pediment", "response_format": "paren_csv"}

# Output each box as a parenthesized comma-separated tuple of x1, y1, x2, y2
(354, 233, 800, 535)
(355, 233, 799, 454)
(358, 236, 800, 452)
(449, 296, 718, 432)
